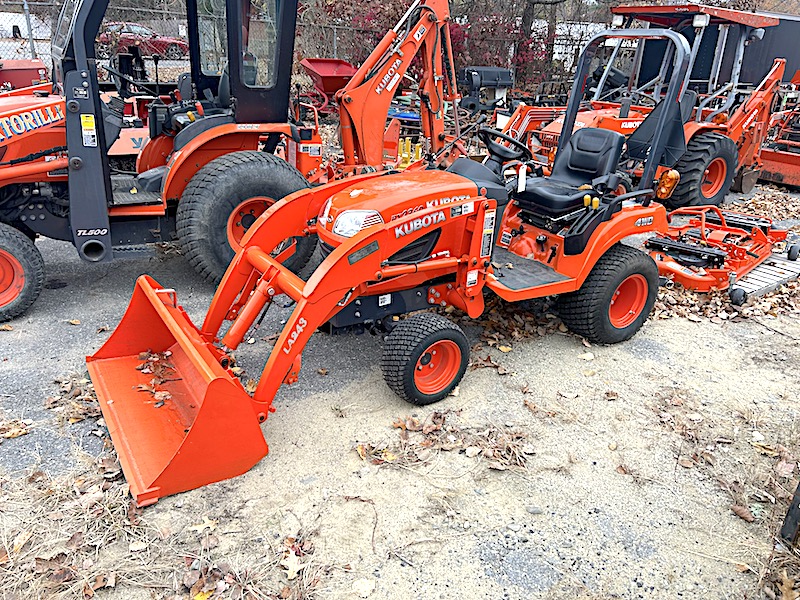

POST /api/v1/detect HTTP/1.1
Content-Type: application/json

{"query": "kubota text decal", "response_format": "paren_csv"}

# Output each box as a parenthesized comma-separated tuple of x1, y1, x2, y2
(0, 105, 65, 143)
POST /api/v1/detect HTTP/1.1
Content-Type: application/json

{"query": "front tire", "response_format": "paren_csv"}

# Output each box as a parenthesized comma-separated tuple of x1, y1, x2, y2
(177, 151, 315, 284)
(0, 223, 44, 322)
(381, 313, 470, 405)
(557, 244, 658, 344)
(668, 133, 738, 208)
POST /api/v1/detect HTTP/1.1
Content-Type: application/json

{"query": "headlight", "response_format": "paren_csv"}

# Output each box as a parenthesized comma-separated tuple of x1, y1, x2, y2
(331, 210, 384, 237)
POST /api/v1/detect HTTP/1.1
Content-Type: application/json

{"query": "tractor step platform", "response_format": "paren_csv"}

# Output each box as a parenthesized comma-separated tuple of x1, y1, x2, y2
(491, 247, 569, 290)
(703, 210, 772, 234)
(109, 175, 162, 207)
(730, 254, 800, 298)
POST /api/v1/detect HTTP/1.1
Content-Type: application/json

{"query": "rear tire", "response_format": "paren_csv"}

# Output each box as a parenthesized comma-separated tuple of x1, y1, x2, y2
(557, 244, 658, 344)
(177, 151, 315, 284)
(0, 223, 44, 322)
(381, 313, 470, 405)
(667, 133, 738, 208)
(788, 244, 800, 262)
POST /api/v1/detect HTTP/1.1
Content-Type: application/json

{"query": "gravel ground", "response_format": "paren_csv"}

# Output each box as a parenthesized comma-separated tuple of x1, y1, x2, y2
(1, 188, 800, 599)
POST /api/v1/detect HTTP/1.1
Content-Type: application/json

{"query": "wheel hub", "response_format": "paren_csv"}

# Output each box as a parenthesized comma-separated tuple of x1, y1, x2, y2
(701, 157, 727, 198)
(0, 249, 25, 308)
(414, 340, 460, 395)
(227, 197, 274, 250)
(608, 274, 648, 329)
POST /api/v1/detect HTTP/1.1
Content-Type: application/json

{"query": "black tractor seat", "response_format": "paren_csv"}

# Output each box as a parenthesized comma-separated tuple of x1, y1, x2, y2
(514, 127, 625, 217)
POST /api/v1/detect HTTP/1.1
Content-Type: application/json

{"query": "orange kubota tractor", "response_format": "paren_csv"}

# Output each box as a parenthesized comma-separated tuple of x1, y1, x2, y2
(0, 0, 461, 322)
(0, 0, 321, 322)
(503, 4, 785, 209)
(88, 28, 688, 506)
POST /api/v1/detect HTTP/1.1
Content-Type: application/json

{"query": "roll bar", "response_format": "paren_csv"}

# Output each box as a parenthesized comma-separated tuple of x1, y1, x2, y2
(557, 29, 691, 191)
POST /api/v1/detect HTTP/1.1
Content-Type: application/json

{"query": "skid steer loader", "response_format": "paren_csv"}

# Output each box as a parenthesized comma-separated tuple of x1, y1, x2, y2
(88, 29, 688, 506)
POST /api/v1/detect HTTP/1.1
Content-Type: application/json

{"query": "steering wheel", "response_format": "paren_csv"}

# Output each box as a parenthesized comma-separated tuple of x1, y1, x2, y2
(104, 63, 158, 98)
(477, 127, 532, 163)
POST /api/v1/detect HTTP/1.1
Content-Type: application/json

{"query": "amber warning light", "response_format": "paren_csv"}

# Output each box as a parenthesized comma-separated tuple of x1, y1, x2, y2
(656, 169, 680, 200)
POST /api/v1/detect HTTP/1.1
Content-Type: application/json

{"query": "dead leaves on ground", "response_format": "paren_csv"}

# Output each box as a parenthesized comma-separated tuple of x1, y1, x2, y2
(179, 558, 246, 599)
(45, 375, 101, 425)
(0, 418, 32, 439)
(356, 410, 532, 471)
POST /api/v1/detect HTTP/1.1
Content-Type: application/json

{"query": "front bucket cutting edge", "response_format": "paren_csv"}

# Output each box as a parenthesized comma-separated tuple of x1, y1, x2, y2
(86, 275, 268, 506)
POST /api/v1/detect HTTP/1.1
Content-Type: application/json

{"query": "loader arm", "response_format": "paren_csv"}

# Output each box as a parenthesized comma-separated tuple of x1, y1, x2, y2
(203, 188, 495, 416)
(335, 0, 460, 170)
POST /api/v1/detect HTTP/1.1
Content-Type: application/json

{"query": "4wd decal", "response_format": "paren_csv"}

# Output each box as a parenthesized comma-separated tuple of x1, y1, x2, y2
(395, 211, 445, 238)
(0, 104, 65, 143)
(635, 216, 654, 227)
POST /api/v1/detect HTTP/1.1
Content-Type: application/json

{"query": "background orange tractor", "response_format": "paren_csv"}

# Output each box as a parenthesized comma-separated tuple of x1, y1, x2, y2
(503, 4, 786, 209)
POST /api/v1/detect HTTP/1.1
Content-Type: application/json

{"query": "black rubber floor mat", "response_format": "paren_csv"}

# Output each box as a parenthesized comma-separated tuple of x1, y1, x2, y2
(491, 247, 569, 290)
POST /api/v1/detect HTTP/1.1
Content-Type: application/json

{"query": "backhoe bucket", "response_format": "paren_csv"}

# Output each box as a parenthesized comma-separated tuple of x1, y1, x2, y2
(87, 275, 268, 506)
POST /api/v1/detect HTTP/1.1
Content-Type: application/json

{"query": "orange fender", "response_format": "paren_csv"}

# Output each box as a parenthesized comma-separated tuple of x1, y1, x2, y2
(161, 123, 296, 202)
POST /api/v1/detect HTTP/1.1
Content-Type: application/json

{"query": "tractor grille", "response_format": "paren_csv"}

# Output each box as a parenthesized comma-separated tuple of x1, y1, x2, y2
(361, 213, 384, 228)
(539, 132, 559, 152)
(388, 230, 441, 264)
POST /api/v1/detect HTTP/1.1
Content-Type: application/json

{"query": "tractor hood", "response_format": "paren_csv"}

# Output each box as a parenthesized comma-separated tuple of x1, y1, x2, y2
(541, 107, 647, 137)
(0, 92, 65, 147)
(317, 169, 479, 243)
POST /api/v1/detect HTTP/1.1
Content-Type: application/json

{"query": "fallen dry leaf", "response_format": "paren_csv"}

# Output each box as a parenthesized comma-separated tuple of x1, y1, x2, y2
(96, 326, 110, 333)
(12, 530, 33, 553)
(245, 379, 257, 393)
(68, 319, 81, 326)
(128, 540, 148, 552)
(317, 368, 329, 375)
(280, 550, 306, 580)
(780, 569, 798, 600)
(498, 345, 512, 353)
(188, 516, 218, 533)
(731, 504, 755, 523)
(0, 324, 13, 331)
(0, 419, 31, 439)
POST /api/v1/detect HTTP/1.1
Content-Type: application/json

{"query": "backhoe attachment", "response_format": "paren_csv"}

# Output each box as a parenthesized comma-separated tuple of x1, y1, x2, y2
(88, 177, 493, 505)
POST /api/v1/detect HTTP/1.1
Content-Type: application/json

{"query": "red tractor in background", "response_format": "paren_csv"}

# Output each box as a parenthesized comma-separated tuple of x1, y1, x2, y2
(504, 4, 786, 209)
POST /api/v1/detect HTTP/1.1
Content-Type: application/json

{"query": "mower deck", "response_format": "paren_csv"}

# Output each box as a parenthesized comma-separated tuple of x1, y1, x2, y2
(730, 253, 800, 298)
(491, 247, 570, 290)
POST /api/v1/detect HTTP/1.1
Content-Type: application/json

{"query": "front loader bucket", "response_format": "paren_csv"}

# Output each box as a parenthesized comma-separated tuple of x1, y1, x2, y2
(87, 275, 268, 506)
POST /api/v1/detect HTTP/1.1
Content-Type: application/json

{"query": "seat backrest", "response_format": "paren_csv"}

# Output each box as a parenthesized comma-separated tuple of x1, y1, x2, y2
(217, 69, 231, 108)
(177, 72, 192, 101)
(550, 128, 626, 187)
(626, 90, 697, 166)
